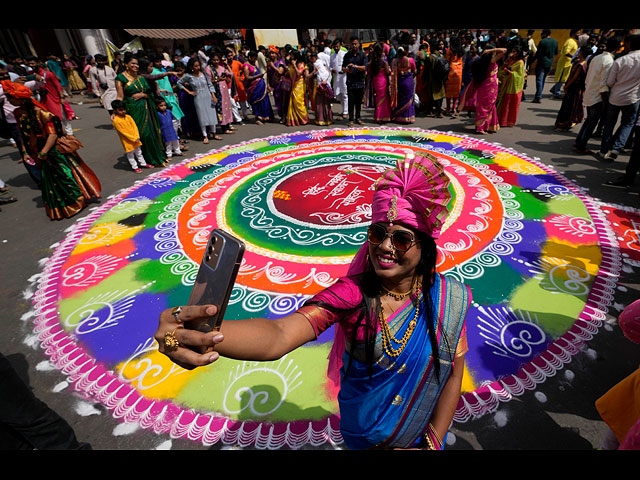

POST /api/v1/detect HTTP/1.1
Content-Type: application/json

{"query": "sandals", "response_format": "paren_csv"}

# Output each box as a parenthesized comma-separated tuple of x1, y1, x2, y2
(0, 188, 17, 205)
(0, 195, 17, 205)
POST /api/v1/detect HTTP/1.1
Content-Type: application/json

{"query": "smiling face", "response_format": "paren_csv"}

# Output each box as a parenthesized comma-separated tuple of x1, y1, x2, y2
(367, 222, 422, 291)
(125, 58, 139, 74)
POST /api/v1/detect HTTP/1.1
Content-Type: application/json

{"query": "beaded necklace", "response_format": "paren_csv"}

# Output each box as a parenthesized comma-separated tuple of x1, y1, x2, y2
(379, 279, 422, 358)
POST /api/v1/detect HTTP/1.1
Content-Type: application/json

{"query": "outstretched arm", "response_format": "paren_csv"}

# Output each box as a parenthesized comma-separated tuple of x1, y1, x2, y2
(154, 304, 317, 369)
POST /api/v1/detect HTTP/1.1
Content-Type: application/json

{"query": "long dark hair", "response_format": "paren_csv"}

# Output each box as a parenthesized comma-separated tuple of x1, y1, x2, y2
(185, 57, 200, 74)
(471, 49, 494, 84)
(370, 43, 385, 74)
(448, 36, 465, 58)
(307, 225, 445, 382)
(17, 98, 64, 155)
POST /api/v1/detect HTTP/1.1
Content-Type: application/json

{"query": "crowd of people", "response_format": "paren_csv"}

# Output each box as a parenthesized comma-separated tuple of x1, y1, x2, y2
(1, 27, 639, 214)
(1, 28, 640, 452)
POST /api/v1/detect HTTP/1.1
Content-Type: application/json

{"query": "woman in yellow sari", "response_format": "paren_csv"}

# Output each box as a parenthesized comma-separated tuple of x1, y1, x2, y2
(496, 45, 526, 127)
(285, 52, 310, 127)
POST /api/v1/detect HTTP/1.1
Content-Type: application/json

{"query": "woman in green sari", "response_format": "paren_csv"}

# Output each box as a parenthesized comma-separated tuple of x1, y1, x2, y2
(115, 53, 167, 167)
(4, 80, 101, 221)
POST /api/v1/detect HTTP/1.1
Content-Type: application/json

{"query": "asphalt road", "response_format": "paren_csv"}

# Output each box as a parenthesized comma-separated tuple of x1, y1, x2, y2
(1, 76, 639, 451)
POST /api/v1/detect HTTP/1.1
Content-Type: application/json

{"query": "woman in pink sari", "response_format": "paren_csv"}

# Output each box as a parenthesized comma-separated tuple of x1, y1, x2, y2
(366, 43, 392, 124)
(459, 47, 506, 134)
(153, 152, 471, 450)
(83, 55, 95, 97)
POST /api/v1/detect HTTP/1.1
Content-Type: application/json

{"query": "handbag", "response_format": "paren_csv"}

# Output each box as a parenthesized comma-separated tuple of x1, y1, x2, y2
(281, 76, 292, 92)
(55, 134, 83, 154)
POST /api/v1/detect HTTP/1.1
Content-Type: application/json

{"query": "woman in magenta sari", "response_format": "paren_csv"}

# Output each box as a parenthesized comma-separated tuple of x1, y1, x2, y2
(266, 46, 287, 121)
(459, 47, 506, 134)
(366, 43, 392, 124)
(390, 47, 417, 124)
(242, 50, 273, 125)
(154, 152, 471, 450)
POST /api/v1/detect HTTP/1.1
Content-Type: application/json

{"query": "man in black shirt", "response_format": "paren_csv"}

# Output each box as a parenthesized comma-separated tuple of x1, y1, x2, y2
(342, 37, 368, 126)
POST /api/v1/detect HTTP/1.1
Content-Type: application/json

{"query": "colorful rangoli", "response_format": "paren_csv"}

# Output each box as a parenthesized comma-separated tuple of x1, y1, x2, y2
(30, 128, 627, 448)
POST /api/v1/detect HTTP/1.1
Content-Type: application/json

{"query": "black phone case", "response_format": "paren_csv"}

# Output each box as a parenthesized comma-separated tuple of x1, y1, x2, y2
(187, 229, 245, 333)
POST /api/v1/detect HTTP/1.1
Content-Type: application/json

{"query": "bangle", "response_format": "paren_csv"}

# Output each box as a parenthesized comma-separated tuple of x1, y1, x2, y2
(427, 423, 443, 449)
(423, 432, 437, 450)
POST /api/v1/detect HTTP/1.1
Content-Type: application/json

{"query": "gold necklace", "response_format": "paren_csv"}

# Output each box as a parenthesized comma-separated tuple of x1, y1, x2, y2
(381, 276, 419, 301)
(379, 292, 421, 358)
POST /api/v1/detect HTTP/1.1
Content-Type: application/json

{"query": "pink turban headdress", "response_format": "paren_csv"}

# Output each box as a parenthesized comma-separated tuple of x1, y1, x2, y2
(344, 151, 451, 279)
(326, 151, 452, 390)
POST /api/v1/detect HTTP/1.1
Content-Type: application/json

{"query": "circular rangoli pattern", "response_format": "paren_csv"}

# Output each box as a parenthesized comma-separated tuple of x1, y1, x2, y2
(31, 128, 624, 449)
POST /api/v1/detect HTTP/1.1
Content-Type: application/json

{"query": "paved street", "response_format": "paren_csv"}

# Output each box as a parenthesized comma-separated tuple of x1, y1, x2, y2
(1, 76, 639, 450)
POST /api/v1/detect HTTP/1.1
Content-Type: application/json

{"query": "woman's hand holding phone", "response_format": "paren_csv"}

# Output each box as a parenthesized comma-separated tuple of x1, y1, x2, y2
(154, 304, 224, 370)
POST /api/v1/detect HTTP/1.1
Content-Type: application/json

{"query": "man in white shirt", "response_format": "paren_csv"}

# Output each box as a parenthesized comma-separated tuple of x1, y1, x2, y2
(408, 32, 421, 58)
(574, 37, 617, 153)
(257, 46, 268, 74)
(197, 46, 210, 69)
(330, 38, 348, 119)
(598, 34, 640, 161)
(90, 54, 117, 116)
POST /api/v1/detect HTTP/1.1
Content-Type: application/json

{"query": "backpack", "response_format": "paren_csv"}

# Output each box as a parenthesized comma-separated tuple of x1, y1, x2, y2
(433, 55, 450, 83)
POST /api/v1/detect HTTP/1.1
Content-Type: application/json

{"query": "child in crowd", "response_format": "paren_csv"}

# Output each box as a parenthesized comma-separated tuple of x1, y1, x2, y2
(111, 99, 154, 174)
(156, 99, 182, 159)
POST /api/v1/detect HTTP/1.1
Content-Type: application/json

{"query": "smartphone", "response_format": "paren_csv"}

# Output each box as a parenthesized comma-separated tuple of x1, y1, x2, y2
(187, 229, 245, 338)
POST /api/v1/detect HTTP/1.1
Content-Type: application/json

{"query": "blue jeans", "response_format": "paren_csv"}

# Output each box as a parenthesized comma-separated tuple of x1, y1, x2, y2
(550, 81, 564, 97)
(534, 65, 550, 100)
(599, 100, 640, 154)
(574, 102, 604, 150)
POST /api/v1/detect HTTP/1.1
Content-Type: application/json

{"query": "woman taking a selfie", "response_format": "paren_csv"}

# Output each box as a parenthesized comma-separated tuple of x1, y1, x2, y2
(154, 152, 471, 450)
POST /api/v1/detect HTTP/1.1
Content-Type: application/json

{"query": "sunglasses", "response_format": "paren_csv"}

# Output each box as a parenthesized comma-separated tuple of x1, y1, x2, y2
(367, 224, 417, 252)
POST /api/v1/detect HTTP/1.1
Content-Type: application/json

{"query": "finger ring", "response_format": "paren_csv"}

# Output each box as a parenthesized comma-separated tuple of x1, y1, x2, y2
(172, 306, 183, 322)
(164, 328, 181, 352)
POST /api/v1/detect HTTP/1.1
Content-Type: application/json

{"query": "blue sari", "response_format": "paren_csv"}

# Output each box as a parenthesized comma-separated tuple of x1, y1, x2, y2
(338, 274, 470, 449)
(243, 63, 273, 121)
